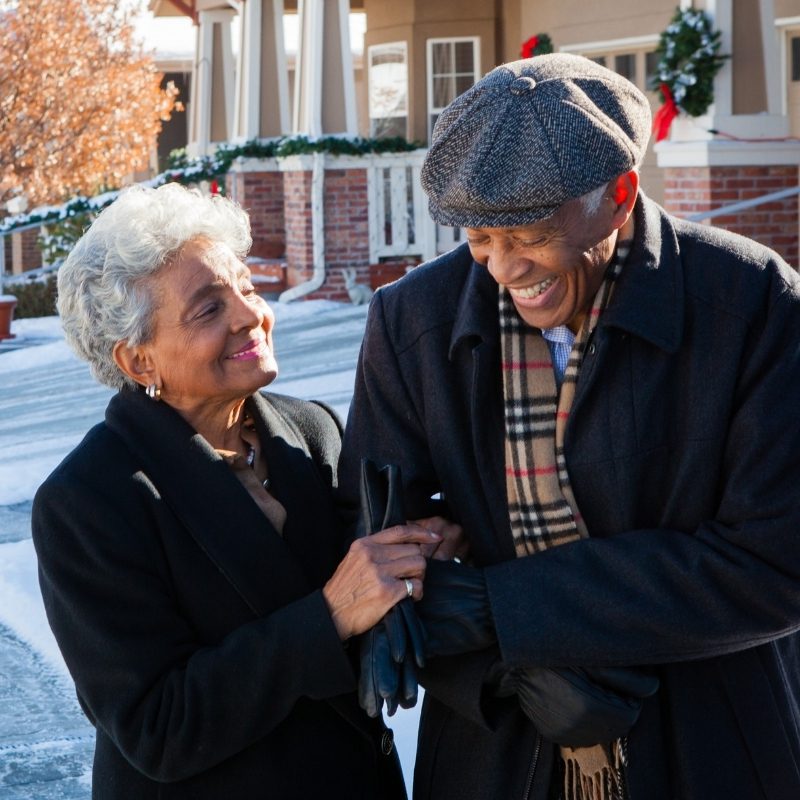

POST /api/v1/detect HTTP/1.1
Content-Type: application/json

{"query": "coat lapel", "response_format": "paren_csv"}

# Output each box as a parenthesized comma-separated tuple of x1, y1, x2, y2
(107, 389, 379, 743)
(105, 388, 313, 617)
(450, 259, 517, 561)
(246, 392, 345, 589)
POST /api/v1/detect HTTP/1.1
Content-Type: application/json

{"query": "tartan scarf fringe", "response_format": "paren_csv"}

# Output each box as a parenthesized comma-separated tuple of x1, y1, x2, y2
(562, 742, 627, 800)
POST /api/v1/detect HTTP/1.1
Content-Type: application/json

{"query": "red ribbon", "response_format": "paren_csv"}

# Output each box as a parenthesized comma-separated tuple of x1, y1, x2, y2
(652, 83, 679, 142)
(521, 36, 539, 58)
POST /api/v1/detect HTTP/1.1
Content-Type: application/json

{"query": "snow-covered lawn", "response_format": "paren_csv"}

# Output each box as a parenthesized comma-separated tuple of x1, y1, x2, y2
(0, 303, 422, 793)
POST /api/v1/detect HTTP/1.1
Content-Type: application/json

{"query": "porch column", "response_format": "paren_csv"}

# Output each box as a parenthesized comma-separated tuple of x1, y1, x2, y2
(655, 0, 800, 268)
(189, 8, 236, 156)
(293, 0, 358, 136)
(234, 0, 291, 139)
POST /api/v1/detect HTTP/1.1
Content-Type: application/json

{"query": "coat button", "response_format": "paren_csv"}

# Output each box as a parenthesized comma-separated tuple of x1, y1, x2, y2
(588, 343, 596, 355)
(380, 729, 394, 756)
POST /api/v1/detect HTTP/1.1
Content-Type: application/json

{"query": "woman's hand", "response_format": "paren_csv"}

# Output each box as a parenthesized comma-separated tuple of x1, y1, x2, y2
(413, 516, 469, 561)
(322, 525, 441, 641)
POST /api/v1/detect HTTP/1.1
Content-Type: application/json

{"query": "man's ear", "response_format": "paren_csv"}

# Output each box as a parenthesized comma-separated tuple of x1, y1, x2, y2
(113, 340, 157, 389)
(610, 170, 639, 230)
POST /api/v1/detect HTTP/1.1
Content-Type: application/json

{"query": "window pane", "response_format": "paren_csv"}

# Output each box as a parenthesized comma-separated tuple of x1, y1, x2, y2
(433, 75, 454, 109)
(589, 55, 607, 67)
(645, 50, 660, 87)
(429, 39, 478, 138)
(432, 42, 453, 76)
(369, 43, 408, 138)
(454, 41, 475, 73)
(370, 116, 407, 138)
(792, 37, 800, 82)
(615, 53, 636, 81)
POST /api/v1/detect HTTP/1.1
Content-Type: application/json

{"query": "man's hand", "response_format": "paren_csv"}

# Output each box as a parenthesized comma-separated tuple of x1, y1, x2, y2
(413, 515, 469, 561)
(490, 663, 659, 747)
(416, 558, 496, 657)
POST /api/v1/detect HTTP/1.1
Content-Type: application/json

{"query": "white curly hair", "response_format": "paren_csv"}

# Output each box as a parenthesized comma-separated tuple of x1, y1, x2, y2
(57, 183, 252, 390)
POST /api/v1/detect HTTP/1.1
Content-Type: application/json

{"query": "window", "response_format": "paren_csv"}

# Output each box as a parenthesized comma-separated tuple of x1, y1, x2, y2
(614, 53, 636, 82)
(368, 42, 408, 138)
(427, 38, 480, 141)
(645, 50, 661, 88)
(792, 36, 800, 82)
(576, 46, 660, 94)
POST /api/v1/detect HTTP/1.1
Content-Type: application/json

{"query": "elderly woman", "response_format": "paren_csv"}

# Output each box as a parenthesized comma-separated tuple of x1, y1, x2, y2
(31, 183, 445, 800)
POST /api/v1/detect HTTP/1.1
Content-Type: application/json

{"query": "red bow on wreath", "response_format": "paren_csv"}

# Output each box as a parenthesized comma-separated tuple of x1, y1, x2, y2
(521, 36, 539, 58)
(652, 83, 679, 142)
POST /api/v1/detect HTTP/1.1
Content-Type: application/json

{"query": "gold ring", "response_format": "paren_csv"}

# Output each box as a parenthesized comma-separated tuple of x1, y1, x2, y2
(404, 578, 414, 598)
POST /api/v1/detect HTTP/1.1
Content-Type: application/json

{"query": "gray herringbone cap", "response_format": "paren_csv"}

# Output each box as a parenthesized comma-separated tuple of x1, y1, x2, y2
(421, 54, 652, 228)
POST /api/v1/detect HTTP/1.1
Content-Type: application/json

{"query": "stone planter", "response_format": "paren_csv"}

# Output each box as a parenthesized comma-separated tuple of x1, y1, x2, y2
(0, 295, 17, 340)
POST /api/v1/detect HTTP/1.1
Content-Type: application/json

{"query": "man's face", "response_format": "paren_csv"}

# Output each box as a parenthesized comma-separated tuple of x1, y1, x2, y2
(465, 193, 621, 333)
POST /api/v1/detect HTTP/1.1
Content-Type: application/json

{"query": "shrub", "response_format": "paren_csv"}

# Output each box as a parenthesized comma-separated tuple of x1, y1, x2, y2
(6, 273, 58, 319)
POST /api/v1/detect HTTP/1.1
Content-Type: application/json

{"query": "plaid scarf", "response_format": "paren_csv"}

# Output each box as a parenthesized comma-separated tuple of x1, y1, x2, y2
(500, 240, 630, 800)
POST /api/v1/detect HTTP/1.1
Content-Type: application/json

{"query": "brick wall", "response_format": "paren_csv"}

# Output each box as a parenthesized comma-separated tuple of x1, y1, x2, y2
(314, 168, 370, 302)
(663, 165, 799, 268)
(282, 169, 315, 290)
(226, 169, 285, 259)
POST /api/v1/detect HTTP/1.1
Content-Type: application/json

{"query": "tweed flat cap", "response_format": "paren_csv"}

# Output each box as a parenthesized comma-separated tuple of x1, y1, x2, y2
(421, 53, 652, 228)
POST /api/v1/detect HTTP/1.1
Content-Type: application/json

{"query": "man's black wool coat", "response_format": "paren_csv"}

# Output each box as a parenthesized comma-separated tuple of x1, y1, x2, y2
(340, 194, 800, 800)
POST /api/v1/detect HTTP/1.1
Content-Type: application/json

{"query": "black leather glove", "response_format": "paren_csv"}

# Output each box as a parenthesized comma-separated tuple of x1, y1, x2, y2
(416, 558, 497, 658)
(489, 663, 659, 747)
(357, 459, 426, 718)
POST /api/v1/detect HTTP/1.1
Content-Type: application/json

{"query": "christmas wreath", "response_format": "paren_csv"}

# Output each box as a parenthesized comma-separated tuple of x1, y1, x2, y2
(520, 33, 553, 58)
(650, 7, 728, 141)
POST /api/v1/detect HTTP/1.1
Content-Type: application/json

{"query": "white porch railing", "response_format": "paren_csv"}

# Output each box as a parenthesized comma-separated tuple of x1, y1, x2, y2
(366, 151, 437, 264)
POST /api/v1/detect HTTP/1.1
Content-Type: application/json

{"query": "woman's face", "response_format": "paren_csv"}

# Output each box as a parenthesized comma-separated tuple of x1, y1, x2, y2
(142, 238, 278, 411)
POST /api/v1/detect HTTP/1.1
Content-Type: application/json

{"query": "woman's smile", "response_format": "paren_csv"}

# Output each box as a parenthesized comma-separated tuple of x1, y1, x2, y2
(227, 338, 269, 361)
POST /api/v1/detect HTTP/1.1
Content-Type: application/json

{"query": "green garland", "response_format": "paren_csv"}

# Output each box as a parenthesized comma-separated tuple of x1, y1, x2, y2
(1, 135, 425, 235)
(650, 7, 728, 118)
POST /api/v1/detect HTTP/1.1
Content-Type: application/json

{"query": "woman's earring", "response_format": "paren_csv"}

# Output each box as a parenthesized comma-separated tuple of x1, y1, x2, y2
(145, 384, 162, 401)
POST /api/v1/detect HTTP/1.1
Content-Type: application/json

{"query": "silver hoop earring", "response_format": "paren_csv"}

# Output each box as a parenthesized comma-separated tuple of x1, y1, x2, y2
(145, 384, 162, 401)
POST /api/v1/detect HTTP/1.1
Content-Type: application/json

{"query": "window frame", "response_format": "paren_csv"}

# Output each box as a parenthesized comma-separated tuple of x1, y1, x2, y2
(426, 36, 481, 142)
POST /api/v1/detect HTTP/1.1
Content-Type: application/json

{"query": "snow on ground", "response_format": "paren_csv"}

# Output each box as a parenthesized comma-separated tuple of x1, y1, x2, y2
(0, 301, 422, 796)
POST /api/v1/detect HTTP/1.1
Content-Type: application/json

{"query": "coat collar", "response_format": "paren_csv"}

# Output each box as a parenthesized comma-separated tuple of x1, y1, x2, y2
(447, 194, 685, 357)
(600, 193, 684, 354)
(449, 245, 500, 360)
(105, 388, 317, 618)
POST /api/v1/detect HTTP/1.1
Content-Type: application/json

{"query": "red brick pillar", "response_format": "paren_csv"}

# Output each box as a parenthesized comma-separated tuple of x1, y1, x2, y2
(11, 228, 42, 274)
(225, 159, 285, 259)
(282, 164, 315, 290)
(661, 165, 799, 269)
(278, 155, 371, 302)
(317, 164, 370, 302)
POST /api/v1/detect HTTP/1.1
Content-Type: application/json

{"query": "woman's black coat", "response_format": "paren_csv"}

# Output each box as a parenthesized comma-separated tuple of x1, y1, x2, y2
(32, 387, 405, 800)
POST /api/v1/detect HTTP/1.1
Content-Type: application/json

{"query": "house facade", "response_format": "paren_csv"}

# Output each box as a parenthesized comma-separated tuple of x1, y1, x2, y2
(3, 0, 779, 302)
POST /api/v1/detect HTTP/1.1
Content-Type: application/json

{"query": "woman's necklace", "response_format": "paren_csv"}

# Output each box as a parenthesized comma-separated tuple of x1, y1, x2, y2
(245, 442, 271, 490)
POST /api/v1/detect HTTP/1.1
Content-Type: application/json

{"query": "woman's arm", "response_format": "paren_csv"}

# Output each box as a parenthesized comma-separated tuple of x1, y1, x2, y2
(32, 469, 432, 782)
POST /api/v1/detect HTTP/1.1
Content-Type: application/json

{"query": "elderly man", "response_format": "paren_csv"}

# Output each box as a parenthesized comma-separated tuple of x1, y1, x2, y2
(340, 54, 800, 800)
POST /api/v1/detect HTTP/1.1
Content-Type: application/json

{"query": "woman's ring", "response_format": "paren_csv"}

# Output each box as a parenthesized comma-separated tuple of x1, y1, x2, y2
(404, 578, 414, 598)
